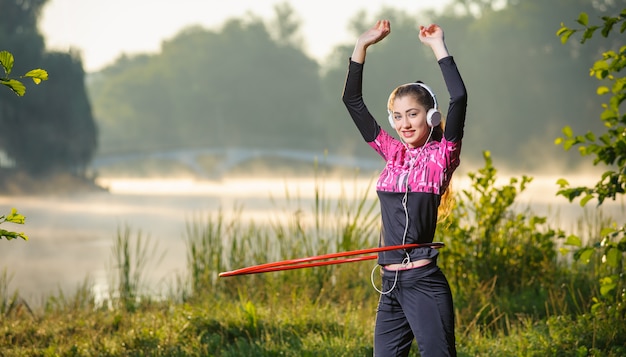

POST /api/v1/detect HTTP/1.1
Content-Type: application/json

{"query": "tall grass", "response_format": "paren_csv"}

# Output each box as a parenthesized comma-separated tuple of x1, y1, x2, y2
(98, 225, 166, 311)
(184, 172, 381, 305)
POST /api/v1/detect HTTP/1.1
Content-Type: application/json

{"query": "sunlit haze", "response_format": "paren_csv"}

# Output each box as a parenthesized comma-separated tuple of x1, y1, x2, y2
(40, 0, 451, 72)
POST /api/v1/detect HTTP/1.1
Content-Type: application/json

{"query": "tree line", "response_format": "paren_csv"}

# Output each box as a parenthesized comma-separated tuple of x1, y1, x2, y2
(89, 0, 620, 173)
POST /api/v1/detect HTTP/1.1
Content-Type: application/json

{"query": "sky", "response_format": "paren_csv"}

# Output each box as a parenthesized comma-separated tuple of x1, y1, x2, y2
(40, 0, 451, 73)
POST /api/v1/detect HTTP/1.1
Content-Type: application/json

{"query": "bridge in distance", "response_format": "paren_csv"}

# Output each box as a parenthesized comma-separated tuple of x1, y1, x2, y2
(91, 147, 382, 179)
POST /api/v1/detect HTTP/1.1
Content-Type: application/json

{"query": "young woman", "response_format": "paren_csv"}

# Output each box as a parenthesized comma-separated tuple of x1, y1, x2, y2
(342, 20, 467, 356)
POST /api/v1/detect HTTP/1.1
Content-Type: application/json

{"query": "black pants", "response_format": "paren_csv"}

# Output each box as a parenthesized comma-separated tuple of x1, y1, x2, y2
(374, 263, 456, 357)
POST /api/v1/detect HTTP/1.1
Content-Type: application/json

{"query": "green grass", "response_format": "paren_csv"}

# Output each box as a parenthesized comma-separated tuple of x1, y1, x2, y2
(1, 162, 625, 356)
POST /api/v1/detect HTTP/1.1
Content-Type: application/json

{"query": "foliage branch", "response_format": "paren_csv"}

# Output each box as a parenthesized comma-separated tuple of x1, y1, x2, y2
(0, 50, 48, 96)
(555, 8, 626, 322)
(0, 208, 28, 241)
(555, 10, 626, 206)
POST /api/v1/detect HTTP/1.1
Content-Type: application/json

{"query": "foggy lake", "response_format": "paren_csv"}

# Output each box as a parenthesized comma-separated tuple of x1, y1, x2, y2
(0, 175, 623, 305)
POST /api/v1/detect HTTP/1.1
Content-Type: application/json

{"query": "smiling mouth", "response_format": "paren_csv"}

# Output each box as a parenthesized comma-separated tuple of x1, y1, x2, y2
(402, 131, 415, 137)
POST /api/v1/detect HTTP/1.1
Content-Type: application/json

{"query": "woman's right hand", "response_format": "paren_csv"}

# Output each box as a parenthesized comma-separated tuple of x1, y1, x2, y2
(351, 20, 391, 63)
(357, 20, 391, 48)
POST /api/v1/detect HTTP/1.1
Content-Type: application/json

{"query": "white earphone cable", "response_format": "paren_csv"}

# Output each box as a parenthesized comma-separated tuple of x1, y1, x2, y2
(371, 126, 435, 295)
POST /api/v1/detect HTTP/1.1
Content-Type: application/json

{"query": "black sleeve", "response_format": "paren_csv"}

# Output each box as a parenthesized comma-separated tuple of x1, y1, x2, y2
(438, 56, 468, 143)
(341, 59, 381, 143)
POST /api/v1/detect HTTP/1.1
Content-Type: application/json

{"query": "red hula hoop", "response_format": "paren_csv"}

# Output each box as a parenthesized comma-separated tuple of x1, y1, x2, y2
(219, 242, 444, 278)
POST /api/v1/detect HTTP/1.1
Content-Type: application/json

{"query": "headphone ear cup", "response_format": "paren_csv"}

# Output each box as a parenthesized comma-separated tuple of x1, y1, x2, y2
(427, 109, 442, 127)
(388, 111, 395, 128)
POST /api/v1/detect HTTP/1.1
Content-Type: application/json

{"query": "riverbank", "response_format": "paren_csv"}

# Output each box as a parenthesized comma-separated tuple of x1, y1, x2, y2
(0, 169, 107, 196)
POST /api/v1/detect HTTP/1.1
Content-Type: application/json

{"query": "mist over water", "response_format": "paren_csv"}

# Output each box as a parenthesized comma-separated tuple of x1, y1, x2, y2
(0, 175, 623, 305)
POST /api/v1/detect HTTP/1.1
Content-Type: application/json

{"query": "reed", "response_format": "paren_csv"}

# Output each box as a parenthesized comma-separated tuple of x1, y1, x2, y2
(106, 225, 165, 311)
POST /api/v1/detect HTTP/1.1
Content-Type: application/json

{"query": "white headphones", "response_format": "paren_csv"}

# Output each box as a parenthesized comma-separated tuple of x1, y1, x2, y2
(387, 82, 442, 128)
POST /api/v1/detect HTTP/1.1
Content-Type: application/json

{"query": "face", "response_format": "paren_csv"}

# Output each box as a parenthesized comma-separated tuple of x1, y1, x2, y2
(390, 95, 430, 148)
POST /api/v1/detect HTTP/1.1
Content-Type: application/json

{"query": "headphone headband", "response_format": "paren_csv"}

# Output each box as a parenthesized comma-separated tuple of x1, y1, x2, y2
(387, 82, 438, 111)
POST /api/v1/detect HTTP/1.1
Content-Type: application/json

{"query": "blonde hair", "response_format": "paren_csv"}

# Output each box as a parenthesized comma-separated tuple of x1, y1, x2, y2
(438, 182, 455, 222)
(437, 119, 455, 221)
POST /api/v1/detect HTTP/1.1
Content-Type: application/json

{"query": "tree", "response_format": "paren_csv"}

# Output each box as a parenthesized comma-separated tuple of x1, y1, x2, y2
(268, 2, 303, 47)
(90, 9, 323, 155)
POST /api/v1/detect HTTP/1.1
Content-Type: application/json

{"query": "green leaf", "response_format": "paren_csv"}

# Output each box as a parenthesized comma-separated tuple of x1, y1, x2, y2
(24, 68, 48, 84)
(0, 78, 26, 96)
(580, 194, 593, 206)
(591, 299, 602, 314)
(563, 139, 575, 151)
(6, 209, 25, 224)
(582, 28, 595, 43)
(605, 247, 620, 268)
(562, 125, 573, 138)
(559, 29, 575, 44)
(556, 178, 569, 187)
(558, 247, 570, 255)
(576, 247, 594, 263)
(597, 86, 610, 95)
(556, 24, 569, 37)
(600, 227, 616, 237)
(599, 279, 616, 297)
(0, 50, 14, 75)
(565, 234, 582, 247)
(601, 21, 614, 38)
(0, 229, 26, 241)
(577, 12, 589, 26)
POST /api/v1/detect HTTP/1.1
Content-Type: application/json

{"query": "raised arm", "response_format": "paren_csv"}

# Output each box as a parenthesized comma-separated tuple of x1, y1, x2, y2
(351, 20, 391, 63)
(342, 20, 391, 142)
(420, 24, 467, 143)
